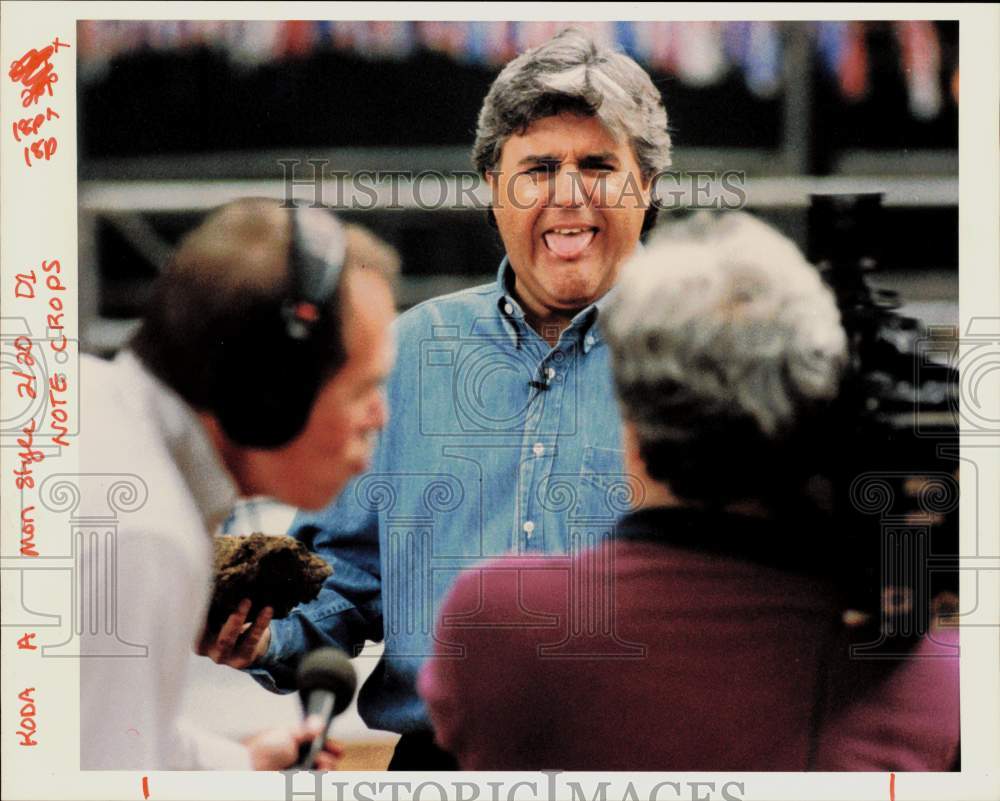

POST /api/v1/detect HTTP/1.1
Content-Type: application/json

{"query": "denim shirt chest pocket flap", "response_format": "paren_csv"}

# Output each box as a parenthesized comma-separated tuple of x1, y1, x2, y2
(538, 446, 631, 524)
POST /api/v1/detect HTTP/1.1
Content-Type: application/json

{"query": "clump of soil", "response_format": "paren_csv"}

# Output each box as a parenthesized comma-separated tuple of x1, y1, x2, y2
(208, 533, 332, 631)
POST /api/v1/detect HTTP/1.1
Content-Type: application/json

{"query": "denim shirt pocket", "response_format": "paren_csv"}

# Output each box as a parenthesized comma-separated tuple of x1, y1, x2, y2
(577, 446, 633, 522)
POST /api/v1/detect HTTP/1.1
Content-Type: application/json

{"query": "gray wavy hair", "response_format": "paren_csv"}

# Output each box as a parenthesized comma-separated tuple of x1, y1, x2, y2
(602, 212, 848, 499)
(472, 28, 672, 182)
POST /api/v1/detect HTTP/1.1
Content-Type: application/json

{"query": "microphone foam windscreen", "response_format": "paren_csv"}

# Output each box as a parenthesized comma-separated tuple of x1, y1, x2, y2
(296, 647, 358, 715)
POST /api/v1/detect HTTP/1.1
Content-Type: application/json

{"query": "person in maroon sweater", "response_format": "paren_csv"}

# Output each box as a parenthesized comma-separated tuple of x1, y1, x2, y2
(417, 213, 960, 771)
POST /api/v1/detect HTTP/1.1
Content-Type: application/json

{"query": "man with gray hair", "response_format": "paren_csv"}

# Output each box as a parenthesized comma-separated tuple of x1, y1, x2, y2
(204, 28, 671, 768)
(419, 213, 955, 771)
(605, 211, 847, 510)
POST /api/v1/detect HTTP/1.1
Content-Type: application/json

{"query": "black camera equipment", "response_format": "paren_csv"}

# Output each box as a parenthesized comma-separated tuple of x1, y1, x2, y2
(808, 192, 959, 654)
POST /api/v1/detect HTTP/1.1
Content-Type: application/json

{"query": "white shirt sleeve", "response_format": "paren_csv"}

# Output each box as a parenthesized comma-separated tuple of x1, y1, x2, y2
(81, 524, 250, 770)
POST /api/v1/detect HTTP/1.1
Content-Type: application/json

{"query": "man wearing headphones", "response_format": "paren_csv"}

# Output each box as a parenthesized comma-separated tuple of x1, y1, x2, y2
(78, 198, 396, 769)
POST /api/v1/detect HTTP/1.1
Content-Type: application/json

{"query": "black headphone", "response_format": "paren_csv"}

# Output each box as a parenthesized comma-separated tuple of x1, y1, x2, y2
(210, 207, 348, 449)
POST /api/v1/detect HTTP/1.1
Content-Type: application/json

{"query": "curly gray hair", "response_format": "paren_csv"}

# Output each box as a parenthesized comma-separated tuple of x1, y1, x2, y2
(472, 28, 672, 182)
(602, 212, 848, 501)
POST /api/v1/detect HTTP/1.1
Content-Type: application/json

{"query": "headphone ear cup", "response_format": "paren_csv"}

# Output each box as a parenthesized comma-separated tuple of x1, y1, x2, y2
(205, 208, 346, 450)
(210, 312, 323, 449)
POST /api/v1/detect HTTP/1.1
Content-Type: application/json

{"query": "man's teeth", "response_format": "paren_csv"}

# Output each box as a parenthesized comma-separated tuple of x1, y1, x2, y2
(543, 228, 596, 259)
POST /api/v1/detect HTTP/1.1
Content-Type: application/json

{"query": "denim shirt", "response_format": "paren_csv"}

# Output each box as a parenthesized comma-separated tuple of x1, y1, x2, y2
(255, 258, 628, 734)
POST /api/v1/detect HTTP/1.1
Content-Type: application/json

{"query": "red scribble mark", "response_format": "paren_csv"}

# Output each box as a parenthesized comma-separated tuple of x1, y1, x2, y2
(8, 38, 70, 108)
(142, 775, 150, 799)
(890, 772, 896, 801)
(126, 727, 140, 737)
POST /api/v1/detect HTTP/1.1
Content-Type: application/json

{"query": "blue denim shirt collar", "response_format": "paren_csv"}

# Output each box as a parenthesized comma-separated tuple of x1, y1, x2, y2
(493, 256, 621, 355)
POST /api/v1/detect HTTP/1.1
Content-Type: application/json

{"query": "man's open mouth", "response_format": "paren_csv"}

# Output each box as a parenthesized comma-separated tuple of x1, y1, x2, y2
(542, 227, 598, 260)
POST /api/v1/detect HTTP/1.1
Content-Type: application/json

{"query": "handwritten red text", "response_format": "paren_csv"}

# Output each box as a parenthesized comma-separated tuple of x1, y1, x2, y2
(8, 37, 70, 166)
(49, 374, 71, 447)
(8, 37, 69, 107)
(14, 420, 43, 491)
(20, 505, 38, 557)
(11, 336, 37, 401)
(16, 687, 37, 746)
(43, 260, 68, 353)
(14, 270, 36, 299)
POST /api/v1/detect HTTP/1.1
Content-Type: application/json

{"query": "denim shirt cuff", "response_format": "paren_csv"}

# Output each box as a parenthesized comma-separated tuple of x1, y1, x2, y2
(245, 665, 295, 694)
(263, 616, 298, 667)
(245, 618, 298, 693)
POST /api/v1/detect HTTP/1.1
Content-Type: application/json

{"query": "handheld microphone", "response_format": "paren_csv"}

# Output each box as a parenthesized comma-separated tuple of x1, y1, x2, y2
(295, 647, 357, 769)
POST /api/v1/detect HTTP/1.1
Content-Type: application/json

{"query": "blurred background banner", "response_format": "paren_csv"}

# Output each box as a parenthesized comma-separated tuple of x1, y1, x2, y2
(77, 20, 957, 114)
(76, 18, 958, 359)
(76, 20, 958, 165)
